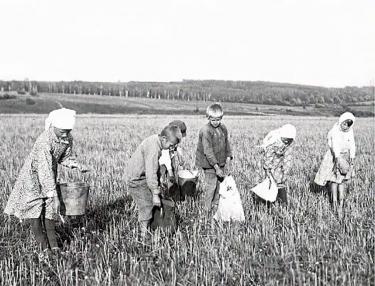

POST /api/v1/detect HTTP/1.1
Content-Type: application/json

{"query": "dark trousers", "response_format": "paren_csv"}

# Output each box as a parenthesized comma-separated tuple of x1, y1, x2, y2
(203, 169, 222, 213)
(29, 217, 58, 251)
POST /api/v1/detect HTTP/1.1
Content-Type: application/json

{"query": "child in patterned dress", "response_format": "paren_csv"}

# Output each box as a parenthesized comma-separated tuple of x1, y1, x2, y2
(258, 124, 297, 205)
(4, 108, 89, 253)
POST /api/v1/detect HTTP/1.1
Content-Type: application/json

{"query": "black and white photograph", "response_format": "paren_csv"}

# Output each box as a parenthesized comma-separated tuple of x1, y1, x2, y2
(0, 0, 374, 285)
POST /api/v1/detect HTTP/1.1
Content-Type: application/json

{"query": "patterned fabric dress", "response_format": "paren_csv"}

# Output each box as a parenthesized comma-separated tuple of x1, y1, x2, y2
(4, 128, 78, 221)
(260, 140, 293, 185)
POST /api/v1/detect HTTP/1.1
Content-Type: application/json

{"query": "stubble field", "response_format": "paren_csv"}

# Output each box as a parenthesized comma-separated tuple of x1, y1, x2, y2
(0, 114, 374, 285)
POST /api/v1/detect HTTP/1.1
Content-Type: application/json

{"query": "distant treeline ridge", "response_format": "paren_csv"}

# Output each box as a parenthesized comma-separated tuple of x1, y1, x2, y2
(1, 80, 373, 106)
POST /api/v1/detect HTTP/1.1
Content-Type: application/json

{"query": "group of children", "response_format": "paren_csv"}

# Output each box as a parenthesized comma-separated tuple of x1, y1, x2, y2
(3, 104, 357, 252)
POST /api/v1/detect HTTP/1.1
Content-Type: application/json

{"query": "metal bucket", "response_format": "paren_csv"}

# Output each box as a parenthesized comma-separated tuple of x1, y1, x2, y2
(57, 182, 90, 216)
(178, 170, 198, 198)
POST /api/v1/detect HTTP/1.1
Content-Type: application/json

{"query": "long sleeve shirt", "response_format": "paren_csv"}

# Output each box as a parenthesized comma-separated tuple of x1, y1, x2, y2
(127, 134, 162, 193)
(195, 123, 232, 169)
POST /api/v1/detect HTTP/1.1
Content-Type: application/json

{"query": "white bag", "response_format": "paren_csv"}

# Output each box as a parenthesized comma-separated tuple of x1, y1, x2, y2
(159, 149, 172, 170)
(214, 176, 245, 222)
(251, 177, 278, 202)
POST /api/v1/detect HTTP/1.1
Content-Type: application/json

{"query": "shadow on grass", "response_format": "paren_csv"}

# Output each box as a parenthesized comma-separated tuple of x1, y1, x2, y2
(57, 184, 204, 248)
(56, 195, 135, 247)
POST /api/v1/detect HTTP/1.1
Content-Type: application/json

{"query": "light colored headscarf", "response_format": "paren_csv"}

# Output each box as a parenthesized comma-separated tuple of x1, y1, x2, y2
(261, 124, 297, 149)
(45, 108, 76, 131)
(328, 112, 356, 159)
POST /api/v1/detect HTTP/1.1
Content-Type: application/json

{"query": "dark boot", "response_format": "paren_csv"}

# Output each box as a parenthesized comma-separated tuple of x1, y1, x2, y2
(277, 186, 288, 205)
(30, 218, 49, 251)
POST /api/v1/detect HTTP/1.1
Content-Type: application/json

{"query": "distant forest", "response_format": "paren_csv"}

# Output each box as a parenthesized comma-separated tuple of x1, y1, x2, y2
(0, 79, 373, 107)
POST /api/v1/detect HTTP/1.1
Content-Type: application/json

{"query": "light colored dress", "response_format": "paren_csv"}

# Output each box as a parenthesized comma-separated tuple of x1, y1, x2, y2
(314, 116, 356, 186)
(4, 128, 78, 221)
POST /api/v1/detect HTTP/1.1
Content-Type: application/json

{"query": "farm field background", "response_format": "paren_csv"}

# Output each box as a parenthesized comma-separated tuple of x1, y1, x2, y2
(1, 92, 373, 117)
(0, 114, 374, 285)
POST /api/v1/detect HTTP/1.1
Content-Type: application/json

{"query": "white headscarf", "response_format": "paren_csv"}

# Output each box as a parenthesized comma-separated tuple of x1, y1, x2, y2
(45, 108, 76, 131)
(328, 112, 356, 158)
(261, 124, 297, 149)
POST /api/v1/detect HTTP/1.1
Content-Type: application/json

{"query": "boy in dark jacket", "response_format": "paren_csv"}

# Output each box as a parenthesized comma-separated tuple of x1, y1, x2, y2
(195, 103, 232, 213)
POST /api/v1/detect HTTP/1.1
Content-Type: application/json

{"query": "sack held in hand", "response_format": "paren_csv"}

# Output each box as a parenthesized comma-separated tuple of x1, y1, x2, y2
(150, 198, 177, 232)
(214, 176, 245, 222)
(251, 176, 278, 202)
(336, 157, 350, 175)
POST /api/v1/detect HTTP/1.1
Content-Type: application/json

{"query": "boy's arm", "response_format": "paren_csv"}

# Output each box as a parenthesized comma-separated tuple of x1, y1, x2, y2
(144, 143, 161, 195)
(201, 129, 219, 167)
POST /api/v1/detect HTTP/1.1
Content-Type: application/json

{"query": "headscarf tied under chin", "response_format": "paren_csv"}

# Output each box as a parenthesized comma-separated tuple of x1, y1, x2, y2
(338, 112, 355, 131)
(328, 112, 356, 158)
(261, 124, 297, 149)
(44, 108, 76, 131)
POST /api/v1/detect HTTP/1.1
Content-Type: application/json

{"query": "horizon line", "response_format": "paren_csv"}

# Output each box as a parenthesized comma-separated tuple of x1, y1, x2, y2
(0, 78, 373, 89)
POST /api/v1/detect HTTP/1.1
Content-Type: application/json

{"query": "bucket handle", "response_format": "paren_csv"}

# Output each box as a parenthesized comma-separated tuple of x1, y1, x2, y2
(72, 167, 90, 183)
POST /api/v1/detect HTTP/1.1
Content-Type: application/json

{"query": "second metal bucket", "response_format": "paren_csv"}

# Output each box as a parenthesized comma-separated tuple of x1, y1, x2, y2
(178, 170, 199, 199)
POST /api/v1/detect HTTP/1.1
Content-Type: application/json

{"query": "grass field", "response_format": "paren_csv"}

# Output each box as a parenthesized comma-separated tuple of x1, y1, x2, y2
(0, 115, 374, 285)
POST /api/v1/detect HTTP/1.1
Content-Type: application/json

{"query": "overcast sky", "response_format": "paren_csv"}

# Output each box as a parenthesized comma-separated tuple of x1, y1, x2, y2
(0, 0, 374, 87)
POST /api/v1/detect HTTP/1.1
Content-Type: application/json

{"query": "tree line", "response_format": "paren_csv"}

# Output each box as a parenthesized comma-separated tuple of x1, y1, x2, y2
(0, 79, 373, 106)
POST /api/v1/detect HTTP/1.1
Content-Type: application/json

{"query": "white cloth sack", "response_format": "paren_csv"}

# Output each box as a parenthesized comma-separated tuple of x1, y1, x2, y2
(251, 177, 278, 202)
(159, 149, 172, 170)
(214, 176, 245, 222)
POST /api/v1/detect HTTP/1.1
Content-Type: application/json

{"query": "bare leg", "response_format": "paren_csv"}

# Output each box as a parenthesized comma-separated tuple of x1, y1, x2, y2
(329, 182, 338, 212)
(337, 183, 346, 218)
(338, 183, 346, 205)
(140, 220, 150, 238)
